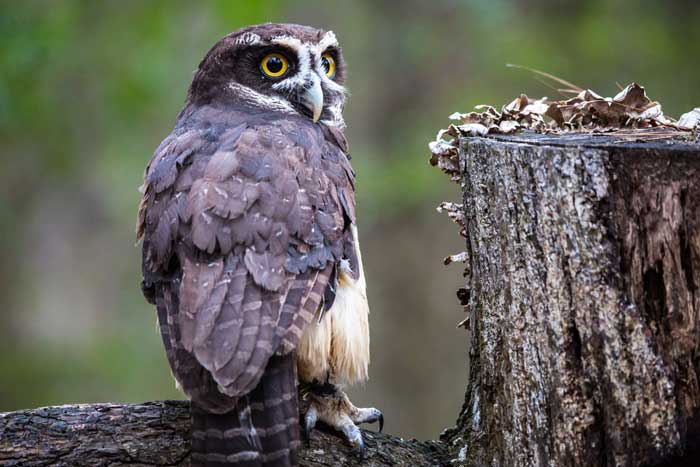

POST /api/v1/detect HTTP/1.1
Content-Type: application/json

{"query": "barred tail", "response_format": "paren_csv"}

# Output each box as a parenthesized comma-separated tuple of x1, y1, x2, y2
(191, 396, 263, 467)
(190, 353, 301, 467)
(249, 353, 301, 467)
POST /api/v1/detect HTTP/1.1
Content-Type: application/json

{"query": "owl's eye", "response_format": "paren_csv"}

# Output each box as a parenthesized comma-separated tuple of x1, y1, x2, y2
(321, 53, 336, 79)
(260, 53, 289, 78)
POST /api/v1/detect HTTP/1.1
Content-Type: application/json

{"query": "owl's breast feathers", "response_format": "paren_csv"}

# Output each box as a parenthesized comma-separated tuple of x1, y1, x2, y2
(137, 104, 358, 409)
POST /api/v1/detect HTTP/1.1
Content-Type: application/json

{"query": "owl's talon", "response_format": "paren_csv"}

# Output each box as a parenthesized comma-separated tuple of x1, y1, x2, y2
(302, 383, 381, 453)
(352, 435, 367, 459)
(304, 405, 318, 445)
(352, 406, 383, 432)
(342, 421, 365, 456)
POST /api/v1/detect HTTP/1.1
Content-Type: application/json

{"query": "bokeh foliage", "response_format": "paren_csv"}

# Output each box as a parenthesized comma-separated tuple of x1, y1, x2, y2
(1, 0, 698, 439)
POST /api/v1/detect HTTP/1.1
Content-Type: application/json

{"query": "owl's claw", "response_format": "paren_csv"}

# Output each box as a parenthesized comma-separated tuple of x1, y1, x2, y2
(302, 383, 382, 456)
(303, 404, 318, 445)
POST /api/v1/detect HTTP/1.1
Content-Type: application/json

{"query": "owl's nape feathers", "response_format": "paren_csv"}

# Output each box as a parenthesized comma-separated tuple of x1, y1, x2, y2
(138, 23, 378, 467)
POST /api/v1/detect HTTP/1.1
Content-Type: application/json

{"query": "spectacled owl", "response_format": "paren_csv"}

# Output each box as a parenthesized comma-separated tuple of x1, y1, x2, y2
(137, 23, 381, 467)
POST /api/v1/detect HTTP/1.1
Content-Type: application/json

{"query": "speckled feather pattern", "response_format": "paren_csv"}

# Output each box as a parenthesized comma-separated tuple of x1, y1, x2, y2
(138, 102, 357, 402)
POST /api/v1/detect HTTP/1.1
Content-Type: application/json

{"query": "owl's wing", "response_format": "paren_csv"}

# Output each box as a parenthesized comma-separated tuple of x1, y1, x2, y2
(137, 118, 354, 403)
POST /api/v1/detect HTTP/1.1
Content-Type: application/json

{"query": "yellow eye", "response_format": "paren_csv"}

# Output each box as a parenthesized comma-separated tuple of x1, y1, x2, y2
(321, 53, 336, 79)
(261, 53, 289, 78)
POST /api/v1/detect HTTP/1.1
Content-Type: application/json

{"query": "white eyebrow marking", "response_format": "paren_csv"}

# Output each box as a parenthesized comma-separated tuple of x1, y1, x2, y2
(236, 32, 261, 45)
(270, 35, 304, 51)
(316, 31, 338, 53)
(269, 31, 337, 50)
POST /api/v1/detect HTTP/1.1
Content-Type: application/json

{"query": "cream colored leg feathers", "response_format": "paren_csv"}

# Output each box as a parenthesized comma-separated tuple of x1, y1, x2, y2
(298, 226, 381, 454)
(297, 225, 370, 385)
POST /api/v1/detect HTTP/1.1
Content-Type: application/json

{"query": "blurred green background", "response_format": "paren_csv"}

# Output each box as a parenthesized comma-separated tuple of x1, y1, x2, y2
(1, 0, 699, 440)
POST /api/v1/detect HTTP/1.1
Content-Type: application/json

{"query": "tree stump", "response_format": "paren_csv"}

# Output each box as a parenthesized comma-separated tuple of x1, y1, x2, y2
(443, 132, 700, 467)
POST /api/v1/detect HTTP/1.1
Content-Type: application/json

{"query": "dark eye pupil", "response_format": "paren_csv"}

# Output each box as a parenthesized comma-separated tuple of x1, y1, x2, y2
(321, 57, 330, 73)
(267, 57, 283, 73)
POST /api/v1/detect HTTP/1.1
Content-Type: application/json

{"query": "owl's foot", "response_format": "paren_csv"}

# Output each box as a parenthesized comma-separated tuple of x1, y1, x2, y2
(302, 383, 383, 457)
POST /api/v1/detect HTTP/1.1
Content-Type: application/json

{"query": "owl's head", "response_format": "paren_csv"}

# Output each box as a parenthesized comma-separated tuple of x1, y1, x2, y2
(187, 23, 347, 128)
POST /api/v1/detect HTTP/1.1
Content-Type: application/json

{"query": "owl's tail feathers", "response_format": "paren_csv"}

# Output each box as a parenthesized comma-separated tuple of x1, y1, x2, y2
(190, 353, 301, 467)
(249, 353, 301, 467)
(191, 397, 263, 467)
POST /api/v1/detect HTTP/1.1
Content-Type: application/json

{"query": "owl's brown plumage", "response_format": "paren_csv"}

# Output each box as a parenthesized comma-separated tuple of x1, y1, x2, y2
(137, 23, 371, 467)
(139, 115, 356, 395)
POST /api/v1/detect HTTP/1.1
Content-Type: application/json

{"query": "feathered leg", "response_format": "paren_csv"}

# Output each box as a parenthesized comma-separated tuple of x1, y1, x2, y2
(296, 238, 382, 457)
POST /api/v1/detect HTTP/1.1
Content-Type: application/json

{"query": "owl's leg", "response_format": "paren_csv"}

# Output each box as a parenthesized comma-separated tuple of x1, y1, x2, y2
(302, 382, 383, 457)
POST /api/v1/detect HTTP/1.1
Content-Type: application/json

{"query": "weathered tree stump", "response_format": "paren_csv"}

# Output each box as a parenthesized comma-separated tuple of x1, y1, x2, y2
(443, 132, 700, 467)
(0, 401, 445, 467)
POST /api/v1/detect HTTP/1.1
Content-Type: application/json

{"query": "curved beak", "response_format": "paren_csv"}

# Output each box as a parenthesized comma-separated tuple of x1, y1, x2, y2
(302, 78, 324, 123)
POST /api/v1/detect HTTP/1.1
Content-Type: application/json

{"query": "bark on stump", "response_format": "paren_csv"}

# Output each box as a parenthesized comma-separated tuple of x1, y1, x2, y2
(443, 132, 700, 467)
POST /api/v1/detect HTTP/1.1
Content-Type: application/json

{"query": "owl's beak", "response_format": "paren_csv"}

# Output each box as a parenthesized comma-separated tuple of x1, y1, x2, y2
(302, 79, 324, 123)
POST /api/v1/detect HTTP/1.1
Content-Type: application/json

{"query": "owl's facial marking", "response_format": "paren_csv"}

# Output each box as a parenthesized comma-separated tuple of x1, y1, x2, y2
(236, 32, 261, 46)
(262, 32, 346, 126)
(317, 31, 338, 52)
(227, 82, 297, 115)
(188, 25, 347, 128)
(266, 45, 324, 122)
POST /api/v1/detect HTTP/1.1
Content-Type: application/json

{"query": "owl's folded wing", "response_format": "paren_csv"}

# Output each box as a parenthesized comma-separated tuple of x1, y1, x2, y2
(137, 118, 354, 401)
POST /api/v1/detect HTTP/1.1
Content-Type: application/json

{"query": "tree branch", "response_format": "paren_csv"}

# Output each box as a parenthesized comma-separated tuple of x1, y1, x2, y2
(0, 401, 447, 467)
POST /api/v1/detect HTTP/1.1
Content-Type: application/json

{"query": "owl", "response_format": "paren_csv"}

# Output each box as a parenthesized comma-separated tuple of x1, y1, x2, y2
(137, 23, 381, 467)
